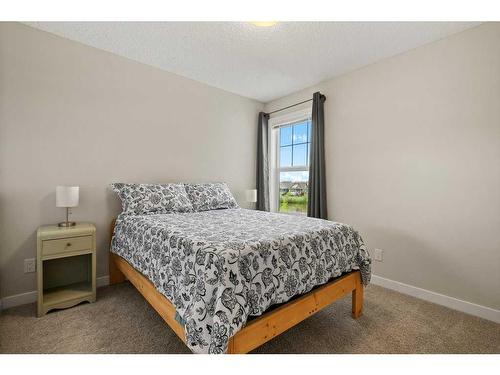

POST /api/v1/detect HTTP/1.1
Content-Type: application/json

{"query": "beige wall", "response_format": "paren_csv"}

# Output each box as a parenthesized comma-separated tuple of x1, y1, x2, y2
(0, 22, 263, 298)
(1, 22, 499, 311)
(265, 23, 500, 310)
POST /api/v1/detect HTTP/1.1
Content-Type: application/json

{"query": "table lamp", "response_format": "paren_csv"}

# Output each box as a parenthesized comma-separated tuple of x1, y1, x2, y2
(56, 186, 79, 227)
(245, 189, 257, 204)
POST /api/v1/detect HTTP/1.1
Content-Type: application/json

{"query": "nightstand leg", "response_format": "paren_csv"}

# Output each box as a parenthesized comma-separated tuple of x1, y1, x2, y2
(37, 235, 43, 317)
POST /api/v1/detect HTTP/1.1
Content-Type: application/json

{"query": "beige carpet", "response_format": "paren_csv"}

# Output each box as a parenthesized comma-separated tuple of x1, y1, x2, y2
(1, 282, 499, 354)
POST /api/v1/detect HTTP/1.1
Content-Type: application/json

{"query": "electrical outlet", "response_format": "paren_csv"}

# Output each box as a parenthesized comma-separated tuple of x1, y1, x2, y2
(24, 258, 36, 273)
(373, 249, 384, 262)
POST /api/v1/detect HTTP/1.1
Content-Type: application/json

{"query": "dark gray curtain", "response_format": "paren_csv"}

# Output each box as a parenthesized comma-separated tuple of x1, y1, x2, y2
(307, 92, 327, 219)
(256, 112, 270, 211)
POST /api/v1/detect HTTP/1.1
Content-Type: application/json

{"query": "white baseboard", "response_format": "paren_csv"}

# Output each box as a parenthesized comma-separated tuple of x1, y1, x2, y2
(97, 275, 110, 288)
(0, 275, 110, 310)
(371, 274, 500, 324)
(1, 290, 38, 310)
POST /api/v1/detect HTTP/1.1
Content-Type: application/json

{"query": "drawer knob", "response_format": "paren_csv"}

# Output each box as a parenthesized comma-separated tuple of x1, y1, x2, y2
(66, 242, 72, 247)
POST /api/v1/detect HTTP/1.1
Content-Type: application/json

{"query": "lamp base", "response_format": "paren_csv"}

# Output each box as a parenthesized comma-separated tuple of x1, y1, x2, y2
(58, 221, 76, 227)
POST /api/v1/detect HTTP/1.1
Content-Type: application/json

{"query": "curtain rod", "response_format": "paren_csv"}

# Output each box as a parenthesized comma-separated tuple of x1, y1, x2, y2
(266, 98, 313, 116)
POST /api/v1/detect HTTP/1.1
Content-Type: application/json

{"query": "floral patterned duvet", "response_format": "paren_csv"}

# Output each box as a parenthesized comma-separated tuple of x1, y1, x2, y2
(110, 208, 371, 353)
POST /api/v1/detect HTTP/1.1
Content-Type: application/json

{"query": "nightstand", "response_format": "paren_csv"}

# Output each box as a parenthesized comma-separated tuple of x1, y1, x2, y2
(37, 223, 96, 317)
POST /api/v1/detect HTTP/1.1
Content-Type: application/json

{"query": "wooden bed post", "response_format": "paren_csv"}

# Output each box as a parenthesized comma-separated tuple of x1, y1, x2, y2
(109, 219, 126, 285)
(227, 337, 235, 354)
(351, 271, 364, 318)
(110, 253, 126, 284)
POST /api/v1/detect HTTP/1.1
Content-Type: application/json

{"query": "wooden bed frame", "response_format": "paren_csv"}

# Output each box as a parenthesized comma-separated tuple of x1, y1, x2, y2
(109, 219, 364, 354)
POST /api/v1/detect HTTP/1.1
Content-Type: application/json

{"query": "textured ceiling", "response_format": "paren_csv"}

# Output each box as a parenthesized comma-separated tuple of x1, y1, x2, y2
(26, 22, 480, 102)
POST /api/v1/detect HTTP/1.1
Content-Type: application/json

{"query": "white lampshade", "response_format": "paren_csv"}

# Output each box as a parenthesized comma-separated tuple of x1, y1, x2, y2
(56, 186, 79, 208)
(245, 189, 257, 203)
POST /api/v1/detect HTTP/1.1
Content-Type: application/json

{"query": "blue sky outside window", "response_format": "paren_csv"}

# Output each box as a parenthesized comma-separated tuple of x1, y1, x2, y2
(293, 144, 307, 166)
(280, 125, 292, 146)
(279, 119, 311, 168)
(280, 145, 292, 167)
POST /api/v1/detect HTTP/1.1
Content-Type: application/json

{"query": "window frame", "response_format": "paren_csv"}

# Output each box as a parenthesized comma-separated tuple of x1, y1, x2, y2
(269, 108, 312, 213)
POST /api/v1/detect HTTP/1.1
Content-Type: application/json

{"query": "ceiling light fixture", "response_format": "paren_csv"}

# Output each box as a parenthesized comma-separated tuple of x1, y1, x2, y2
(250, 22, 278, 27)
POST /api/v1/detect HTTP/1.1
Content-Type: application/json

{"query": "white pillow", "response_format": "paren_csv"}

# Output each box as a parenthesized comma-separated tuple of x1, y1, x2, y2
(111, 183, 193, 215)
(184, 183, 239, 211)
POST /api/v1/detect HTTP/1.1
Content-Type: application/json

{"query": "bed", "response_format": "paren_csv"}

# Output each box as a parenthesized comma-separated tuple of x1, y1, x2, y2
(109, 206, 371, 354)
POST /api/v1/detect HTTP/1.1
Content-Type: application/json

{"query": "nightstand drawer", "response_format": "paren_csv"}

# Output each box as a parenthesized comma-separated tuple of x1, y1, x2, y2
(42, 235, 93, 256)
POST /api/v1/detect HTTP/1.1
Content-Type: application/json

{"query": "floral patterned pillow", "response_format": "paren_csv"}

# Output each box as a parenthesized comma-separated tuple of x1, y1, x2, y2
(111, 183, 193, 215)
(184, 182, 239, 211)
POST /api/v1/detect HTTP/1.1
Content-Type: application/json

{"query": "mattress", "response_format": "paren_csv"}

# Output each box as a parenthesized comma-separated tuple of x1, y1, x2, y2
(111, 208, 371, 353)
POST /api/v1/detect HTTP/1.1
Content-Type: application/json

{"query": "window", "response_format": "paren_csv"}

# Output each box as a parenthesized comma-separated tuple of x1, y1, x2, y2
(270, 111, 312, 215)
